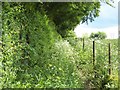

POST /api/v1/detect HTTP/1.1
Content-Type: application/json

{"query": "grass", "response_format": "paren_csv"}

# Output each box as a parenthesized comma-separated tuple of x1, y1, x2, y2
(73, 38, 118, 88)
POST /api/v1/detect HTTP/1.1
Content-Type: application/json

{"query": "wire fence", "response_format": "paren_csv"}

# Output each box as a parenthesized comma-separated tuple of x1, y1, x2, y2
(81, 38, 118, 76)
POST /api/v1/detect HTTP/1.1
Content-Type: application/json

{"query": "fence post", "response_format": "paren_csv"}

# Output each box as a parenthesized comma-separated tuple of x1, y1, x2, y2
(93, 41, 95, 66)
(83, 38, 85, 51)
(108, 43, 111, 75)
(93, 40, 97, 79)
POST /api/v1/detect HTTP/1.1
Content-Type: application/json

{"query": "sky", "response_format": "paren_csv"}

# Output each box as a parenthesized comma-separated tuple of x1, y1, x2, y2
(74, 0, 119, 39)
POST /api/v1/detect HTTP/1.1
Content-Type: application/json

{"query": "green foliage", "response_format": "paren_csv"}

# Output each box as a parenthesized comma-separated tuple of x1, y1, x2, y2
(59, 30, 117, 89)
(42, 2, 100, 37)
(63, 30, 78, 46)
(90, 31, 107, 40)
(1, 2, 81, 88)
(65, 34, 118, 88)
(1, 2, 118, 89)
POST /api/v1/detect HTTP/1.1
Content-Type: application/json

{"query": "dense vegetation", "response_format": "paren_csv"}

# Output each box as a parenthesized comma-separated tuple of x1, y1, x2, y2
(89, 31, 107, 40)
(0, 1, 118, 89)
(42, 2, 100, 37)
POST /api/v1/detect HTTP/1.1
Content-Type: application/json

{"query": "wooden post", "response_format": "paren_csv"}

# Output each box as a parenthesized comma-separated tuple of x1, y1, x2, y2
(93, 40, 97, 78)
(93, 41, 95, 66)
(83, 38, 85, 50)
(108, 43, 111, 75)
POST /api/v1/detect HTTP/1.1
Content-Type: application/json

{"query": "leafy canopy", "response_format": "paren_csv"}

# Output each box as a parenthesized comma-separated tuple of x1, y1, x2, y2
(42, 2, 100, 37)
(90, 31, 107, 40)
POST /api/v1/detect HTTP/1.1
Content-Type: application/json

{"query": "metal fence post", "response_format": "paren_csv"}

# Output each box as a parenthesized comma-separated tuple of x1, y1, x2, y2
(108, 43, 111, 75)
(83, 38, 85, 51)
(93, 41, 95, 66)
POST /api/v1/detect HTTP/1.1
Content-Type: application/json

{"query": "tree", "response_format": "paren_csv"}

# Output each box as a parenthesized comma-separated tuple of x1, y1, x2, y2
(42, 2, 100, 37)
(3, 2, 112, 38)
(89, 31, 107, 40)
(42, 0, 113, 37)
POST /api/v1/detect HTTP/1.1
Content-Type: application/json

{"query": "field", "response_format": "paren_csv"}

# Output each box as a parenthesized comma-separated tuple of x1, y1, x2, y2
(71, 38, 118, 88)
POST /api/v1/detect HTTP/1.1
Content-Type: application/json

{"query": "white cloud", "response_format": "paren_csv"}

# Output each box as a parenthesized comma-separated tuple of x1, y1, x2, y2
(74, 25, 118, 39)
(74, 0, 119, 39)
(74, 1, 119, 39)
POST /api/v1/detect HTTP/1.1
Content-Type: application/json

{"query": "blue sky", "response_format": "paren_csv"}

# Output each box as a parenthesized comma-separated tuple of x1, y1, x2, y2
(74, 0, 119, 39)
